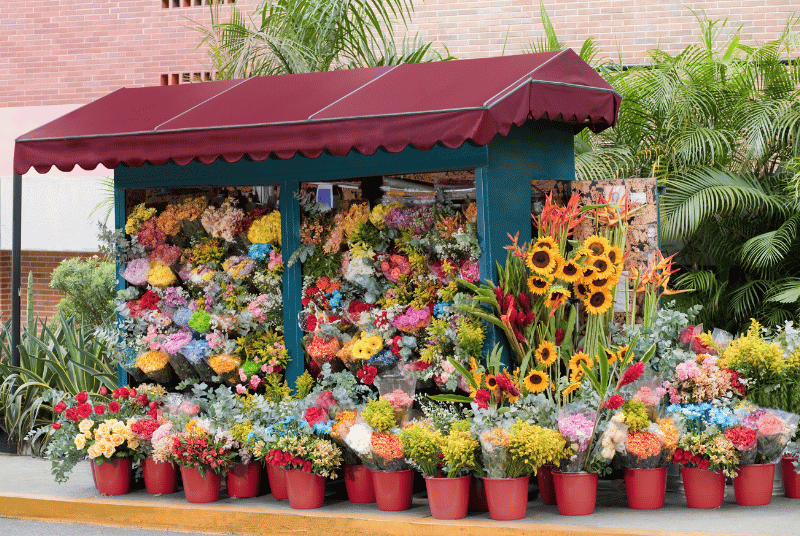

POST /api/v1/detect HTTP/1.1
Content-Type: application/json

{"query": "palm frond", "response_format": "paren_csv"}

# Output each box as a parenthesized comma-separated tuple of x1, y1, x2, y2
(765, 278, 800, 304)
(740, 214, 800, 269)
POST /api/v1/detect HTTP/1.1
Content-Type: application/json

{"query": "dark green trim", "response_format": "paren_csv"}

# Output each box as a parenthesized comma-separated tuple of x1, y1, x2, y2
(114, 184, 128, 388)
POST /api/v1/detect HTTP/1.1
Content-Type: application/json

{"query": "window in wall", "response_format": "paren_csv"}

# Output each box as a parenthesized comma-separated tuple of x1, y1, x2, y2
(162, 0, 235, 9)
(160, 72, 215, 85)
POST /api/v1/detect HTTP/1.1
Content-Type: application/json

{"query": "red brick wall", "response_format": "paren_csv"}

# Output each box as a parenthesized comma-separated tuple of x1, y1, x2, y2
(0, 250, 102, 323)
(1, 1, 795, 109)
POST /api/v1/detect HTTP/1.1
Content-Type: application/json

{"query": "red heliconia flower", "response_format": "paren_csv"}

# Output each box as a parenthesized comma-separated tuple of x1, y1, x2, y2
(493, 287, 505, 307)
(602, 394, 625, 410)
(517, 292, 531, 314)
(494, 374, 520, 397)
(555, 327, 565, 345)
(619, 362, 645, 387)
(473, 389, 491, 410)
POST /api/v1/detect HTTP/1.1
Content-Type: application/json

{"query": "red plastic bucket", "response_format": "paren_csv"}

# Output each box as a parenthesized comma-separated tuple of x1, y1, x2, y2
(553, 471, 598, 516)
(624, 467, 667, 510)
(266, 464, 288, 500)
(227, 461, 262, 499)
(93, 458, 132, 496)
(782, 457, 800, 499)
(681, 466, 725, 509)
(537, 464, 557, 505)
(344, 464, 375, 504)
(733, 463, 774, 506)
(286, 469, 326, 509)
(424, 475, 470, 520)
(180, 465, 221, 503)
(143, 457, 178, 495)
(482, 475, 530, 520)
(372, 469, 414, 511)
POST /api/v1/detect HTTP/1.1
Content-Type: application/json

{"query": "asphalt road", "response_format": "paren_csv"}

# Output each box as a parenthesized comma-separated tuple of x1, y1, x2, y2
(0, 518, 218, 536)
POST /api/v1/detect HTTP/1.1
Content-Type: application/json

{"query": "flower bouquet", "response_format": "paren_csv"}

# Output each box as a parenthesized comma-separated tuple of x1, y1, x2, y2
(136, 350, 173, 384)
(206, 353, 241, 384)
(374, 369, 416, 426)
(672, 432, 740, 477)
(724, 425, 757, 464)
(557, 408, 596, 473)
(170, 419, 238, 477)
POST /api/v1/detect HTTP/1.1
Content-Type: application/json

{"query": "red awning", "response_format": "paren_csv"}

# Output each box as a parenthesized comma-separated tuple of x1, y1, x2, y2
(13, 50, 620, 175)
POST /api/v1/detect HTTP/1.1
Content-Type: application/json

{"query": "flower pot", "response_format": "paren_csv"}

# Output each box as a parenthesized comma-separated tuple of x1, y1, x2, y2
(179, 465, 222, 503)
(143, 457, 178, 495)
(266, 464, 288, 500)
(93, 458, 132, 496)
(227, 461, 262, 499)
(286, 469, 326, 509)
(733, 463, 774, 506)
(344, 464, 375, 504)
(624, 467, 667, 510)
(482, 475, 530, 521)
(553, 471, 598, 516)
(537, 464, 557, 505)
(424, 475, 470, 520)
(371, 469, 414, 511)
(681, 466, 725, 509)
(782, 457, 800, 499)
(468, 475, 489, 512)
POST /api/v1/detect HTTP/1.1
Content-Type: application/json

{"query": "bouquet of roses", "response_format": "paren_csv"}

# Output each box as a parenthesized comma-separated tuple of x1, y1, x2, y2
(743, 409, 799, 464)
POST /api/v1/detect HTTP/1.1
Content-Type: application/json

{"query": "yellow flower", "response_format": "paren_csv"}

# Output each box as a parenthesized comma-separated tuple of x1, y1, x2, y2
(136, 351, 169, 373)
(584, 235, 610, 257)
(208, 353, 241, 374)
(87, 444, 102, 459)
(534, 236, 557, 250)
(569, 352, 593, 374)
(124, 203, 156, 235)
(101, 442, 115, 458)
(544, 287, 571, 309)
(527, 247, 556, 274)
(606, 246, 623, 265)
(523, 370, 549, 393)
(110, 420, 125, 434)
(78, 419, 94, 435)
(558, 259, 582, 283)
(527, 274, 551, 295)
(97, 423, 110, 436)
(147, 261, 177, 288)
(74, 435, 86, 449)
(588, 255, 614, 279)
(110, 434, 125, 447)
(535, 341, 558, 367)
(584, 288, 613, 315)
(562, 382, 581, 398)
(247, 211, 282, 245)
(127, 438, 140, 450)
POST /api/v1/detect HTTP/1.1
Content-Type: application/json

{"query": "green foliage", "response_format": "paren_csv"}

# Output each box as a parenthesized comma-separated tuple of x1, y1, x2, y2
(50, 256, 116, 327)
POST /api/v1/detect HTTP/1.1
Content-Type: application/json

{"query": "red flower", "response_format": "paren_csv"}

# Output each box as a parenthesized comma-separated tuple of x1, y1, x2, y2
(65, 407, 79, 422)
(99, 386, 108, 396)
(602, 395, 625, 410)
(315, 390, 336, 409)
(473, 389, 491, 410)
(494, 374, 520, 397)
(77, 403, 92, 419)
(305, 406, 329, 426)
(303, 461, 313, 473)
(356, 365, 377, 385)
(108, 401, 121, 413)
(94, 404, 106, 416)
(555, 327, 565, 345)
(140, 290, 161, 310)
(75, 391, 88, 404)
(149, 401, 158, 410)
(679, 325, 695, 345)
(619, 362, 645, 387)
(54, 401, 67, 414)
(306, 315, 318, 333)
(51, 422, 61, 430)
(698, 458, 710, 470)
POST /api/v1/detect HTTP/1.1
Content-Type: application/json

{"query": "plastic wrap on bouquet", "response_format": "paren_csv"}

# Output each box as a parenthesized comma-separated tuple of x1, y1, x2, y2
(207, 353, 241, 384)
(181, 339, 216, 382)
(374, 369, 416, 427)
(725, 425, 757, 465)
(478, 427, 510, 479)
(167, 352, 199, 382)
(371, 431, 407, 472)
(120, 348, 147, 384)
(625, 431, 665, 469)
(136, 350, 173, 384)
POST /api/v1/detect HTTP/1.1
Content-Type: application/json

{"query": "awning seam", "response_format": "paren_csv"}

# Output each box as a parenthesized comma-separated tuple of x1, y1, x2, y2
(154, 78, 254, 131)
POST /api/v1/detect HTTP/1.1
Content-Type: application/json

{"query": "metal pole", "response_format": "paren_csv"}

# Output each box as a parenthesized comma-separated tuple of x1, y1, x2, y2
(11, 171, 21, 368)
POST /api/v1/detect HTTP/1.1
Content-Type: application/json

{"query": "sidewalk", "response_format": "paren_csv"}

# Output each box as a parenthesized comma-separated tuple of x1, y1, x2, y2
(0, 454, 797, 536)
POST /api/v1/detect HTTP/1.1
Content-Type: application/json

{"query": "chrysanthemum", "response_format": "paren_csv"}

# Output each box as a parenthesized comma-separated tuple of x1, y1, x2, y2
(584, 288, 613, 315)
(535, 340, 558, 367)
(584, 235, 610, 257)
(523, 370, 549, 393)
(527, 275, 550, 295)
(527, 247, 556, 274)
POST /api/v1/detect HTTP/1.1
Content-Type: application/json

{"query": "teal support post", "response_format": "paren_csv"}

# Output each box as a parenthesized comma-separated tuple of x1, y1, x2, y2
(280, 178, 304, 388)
(475, 121, 575, 368)
(114, 179, 128, 387)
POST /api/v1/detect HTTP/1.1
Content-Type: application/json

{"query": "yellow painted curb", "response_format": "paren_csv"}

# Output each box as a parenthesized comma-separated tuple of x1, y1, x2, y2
(0, 493, 769, 536)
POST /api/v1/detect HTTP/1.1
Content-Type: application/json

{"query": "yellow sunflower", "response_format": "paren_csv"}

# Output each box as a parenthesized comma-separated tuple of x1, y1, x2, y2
(574, 281, 591, 301)
(549, 254, 564, 277)
(523, 370, 549, 393)
(485, 374, 500, 393)
(581, 266, 597, 282)
(584, 235, 610, 257)
(606, 245, 623, 266)
(562, 382, 581, 398)
(589, 276, 614, 292)
(558, 259, 582, 283)
(534, 236, 557, 250)
(569, 351, 593, 374)
(535, 340, 558, 367)
(584, 288, 614, 315)
(569, 367, 584, 383)
(589, 255, 614, 279)
(527, 274, 551, 295)
(616, 345, 631, 365)
(545, 287, 571, 309)
(603, 347, 617, 366)
(527, 247, 556, 275)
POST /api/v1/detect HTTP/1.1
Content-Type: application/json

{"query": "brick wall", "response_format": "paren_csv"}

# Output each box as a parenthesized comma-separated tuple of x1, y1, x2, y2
(0, 250, 102, 323)
(1, 1, 795, 109)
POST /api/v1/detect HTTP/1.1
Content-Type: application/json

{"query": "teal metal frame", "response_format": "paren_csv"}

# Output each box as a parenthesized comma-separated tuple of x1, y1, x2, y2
(114, 120, 575, 386)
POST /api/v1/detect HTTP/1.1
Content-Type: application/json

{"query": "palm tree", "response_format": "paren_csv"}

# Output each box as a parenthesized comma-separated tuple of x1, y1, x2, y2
(576, 14, 800, 332)
(192, 0, 452, 79)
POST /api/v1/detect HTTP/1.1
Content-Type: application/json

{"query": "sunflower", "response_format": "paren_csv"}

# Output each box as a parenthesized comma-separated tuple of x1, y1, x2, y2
(523, 370, 549, 393)
(603, 347, 617, 365)
(584, 288, 613, 315)
(581, 266, 597, 282)
(527, 274, 551, 295)
(535, 340, 558, 367)
(545, 287, 571, 309)
(574, 281, 591, 301)
(569, 351, 593, 374)
(616, 345, 631, 365)
(557, 259, 582, 283)
(584, 235, 610, 257)
(589, 255, 614, 279)
(569, 367, 584, 383)
(534, 236, 557, 250)
(606, 245, 623, 265)
(485, 374, 500, 392)
(589, 276, 614, 291)
(562, 382, 581, 398)
(527, 247, 556, 274)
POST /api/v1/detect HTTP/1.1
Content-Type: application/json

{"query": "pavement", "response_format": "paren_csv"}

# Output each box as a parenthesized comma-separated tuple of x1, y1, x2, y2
(0, 453, 798, 536)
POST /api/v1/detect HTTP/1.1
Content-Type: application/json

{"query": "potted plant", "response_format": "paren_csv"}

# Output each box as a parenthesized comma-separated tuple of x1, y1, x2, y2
(169, 419, 237, 503)
(672, 429, 740, 508)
